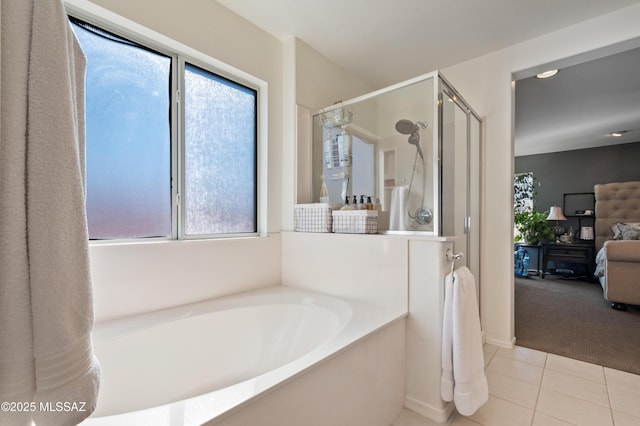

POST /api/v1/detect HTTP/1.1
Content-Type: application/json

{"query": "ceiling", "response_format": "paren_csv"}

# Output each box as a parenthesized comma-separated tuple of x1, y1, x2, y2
(216, 0, 640, 155)
(515, 46, 640, 156)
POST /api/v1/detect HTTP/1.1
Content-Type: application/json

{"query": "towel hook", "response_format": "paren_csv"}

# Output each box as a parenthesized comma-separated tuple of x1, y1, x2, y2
(446, 249, 464, 275)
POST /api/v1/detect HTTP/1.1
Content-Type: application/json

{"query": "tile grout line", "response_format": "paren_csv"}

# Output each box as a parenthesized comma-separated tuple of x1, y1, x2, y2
(534, 356, 588, 426)
(603, 369, 616, 426)
(486, 347, 543, 425)
(542, 367, 613, 410)
(529, 354, 547, 426)
(544, 353, 611, 386)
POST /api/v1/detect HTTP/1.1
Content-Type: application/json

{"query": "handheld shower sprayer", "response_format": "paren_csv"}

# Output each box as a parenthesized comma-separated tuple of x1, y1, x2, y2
(395, 119, 427, 160)
(394, 119, 432, 226)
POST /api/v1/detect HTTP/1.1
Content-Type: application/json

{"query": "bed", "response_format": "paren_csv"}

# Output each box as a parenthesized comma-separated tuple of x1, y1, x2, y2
(594, 181, 640, 310)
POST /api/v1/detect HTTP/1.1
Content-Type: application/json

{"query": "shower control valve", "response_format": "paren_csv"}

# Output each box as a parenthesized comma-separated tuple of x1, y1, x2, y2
(415, 207, 433, 225)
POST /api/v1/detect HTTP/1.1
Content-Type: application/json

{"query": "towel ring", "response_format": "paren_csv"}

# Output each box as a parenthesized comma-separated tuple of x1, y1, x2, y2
(446, 249, 464, 275)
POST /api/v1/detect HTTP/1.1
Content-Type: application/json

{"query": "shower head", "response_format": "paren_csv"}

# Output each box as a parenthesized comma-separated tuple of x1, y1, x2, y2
(395, 119, 417, 135)
(396, 119, 427, 160)
(395, 119, 428, 135)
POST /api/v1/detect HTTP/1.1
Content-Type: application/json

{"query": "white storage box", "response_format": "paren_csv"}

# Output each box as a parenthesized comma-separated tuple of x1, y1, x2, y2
(294, 203, 335, 232)
(332, 210, 378, 234)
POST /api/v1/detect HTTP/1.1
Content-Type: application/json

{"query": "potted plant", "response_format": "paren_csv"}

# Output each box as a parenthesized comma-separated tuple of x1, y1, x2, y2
(514, 210, 554, 245)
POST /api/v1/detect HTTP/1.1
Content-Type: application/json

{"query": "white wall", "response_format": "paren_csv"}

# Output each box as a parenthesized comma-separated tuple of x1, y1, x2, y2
(91, 236, 281, 322)
(405, 239, 455, 422)
(441, 3, 640, 346)
(281, 232, 408, 319)
(281, 38, 373, 229)
(295, 38, 373, 112)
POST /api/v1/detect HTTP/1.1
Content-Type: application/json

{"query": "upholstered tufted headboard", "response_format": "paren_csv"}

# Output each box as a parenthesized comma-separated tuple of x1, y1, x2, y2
(594, 181, 640, 251)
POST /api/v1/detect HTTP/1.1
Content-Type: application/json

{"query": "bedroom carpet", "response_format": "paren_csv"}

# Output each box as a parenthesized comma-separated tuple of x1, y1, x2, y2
(515, 275, 640, 376)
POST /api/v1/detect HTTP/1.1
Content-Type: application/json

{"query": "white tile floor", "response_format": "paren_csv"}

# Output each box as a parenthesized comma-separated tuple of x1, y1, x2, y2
(393, 345, 640, 426)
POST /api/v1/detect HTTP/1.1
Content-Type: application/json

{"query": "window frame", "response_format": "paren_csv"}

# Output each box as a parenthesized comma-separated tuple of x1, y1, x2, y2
(66, 1, 268, 242)
(178, 58, 260, 239)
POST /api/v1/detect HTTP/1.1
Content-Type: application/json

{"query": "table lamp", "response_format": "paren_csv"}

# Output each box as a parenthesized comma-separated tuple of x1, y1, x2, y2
(547, 206, 567, 242)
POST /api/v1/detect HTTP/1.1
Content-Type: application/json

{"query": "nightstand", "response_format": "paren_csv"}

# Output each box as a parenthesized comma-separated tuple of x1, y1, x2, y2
(541, 242, 595, 279)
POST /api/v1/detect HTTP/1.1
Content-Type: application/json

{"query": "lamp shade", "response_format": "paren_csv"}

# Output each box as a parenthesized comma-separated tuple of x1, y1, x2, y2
(547, 206, 567, 221)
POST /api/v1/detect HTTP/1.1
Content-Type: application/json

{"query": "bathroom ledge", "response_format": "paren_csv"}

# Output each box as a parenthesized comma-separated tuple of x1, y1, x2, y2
(281, 230, 458, 242)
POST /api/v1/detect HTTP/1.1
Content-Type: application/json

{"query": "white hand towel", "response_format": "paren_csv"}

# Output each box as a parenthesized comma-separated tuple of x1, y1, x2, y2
(440, 271, 455, 401)
(452, 266, 488, 415)
(440, 266, 488, 416)
(389, 185, 409, 230)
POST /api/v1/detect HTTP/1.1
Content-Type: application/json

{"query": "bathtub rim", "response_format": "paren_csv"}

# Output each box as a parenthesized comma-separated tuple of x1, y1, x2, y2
(85, 285, 407, 425)
(92, 285, 353, 344)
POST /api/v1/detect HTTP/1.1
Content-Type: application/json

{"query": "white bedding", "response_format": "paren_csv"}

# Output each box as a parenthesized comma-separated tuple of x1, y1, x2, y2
(594, 246, 606, 278)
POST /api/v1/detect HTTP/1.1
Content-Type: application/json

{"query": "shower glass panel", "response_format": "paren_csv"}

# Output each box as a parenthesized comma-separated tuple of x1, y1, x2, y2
(441, 84, 469, 261)
(312, 75, 437, 232)
(441, 87, 468, 231)
(439, 78, 482, 288)
(469, 115, 482, 285)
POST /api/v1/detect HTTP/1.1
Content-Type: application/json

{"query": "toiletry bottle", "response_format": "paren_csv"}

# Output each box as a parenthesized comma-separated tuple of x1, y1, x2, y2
(341, 196, 355, 210)
(319, 175, 329, 203)
(357, 195, 364, 210)
(352, 195, 357, 206)
(366, 196, 373, 210)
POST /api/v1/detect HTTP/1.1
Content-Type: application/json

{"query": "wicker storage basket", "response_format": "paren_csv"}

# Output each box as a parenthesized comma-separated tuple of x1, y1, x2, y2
(332, 210, 378, 234)
(294, 203, 334, 232)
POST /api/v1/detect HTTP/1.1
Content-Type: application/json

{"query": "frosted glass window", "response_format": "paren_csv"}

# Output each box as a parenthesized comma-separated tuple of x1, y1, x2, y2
(71, 19, 171, 239)
(69, 15, 261, 240)
(184, 64, 257, 235)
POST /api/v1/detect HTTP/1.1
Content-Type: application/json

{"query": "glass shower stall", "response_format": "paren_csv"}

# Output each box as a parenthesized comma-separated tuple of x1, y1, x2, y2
(312, 71, 482, 275)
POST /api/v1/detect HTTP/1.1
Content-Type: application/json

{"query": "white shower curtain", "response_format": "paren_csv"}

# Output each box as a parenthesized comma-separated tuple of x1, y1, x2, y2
(0, 1, 100, 425)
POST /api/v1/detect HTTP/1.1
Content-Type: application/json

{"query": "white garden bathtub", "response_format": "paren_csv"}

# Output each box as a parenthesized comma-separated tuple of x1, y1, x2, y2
(82, 285, 401, 425)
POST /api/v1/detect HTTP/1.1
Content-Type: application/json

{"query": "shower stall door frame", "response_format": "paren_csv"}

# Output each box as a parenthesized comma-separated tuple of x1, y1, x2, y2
(437, 74, 483, 299)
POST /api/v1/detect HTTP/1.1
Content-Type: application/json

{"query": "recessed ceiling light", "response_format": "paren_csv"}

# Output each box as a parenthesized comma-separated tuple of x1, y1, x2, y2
(610, 131, 627, 137)
(536, 69, 560, 79)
